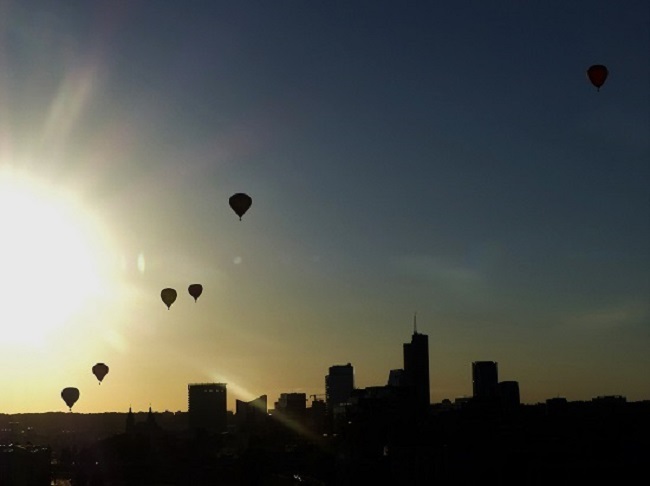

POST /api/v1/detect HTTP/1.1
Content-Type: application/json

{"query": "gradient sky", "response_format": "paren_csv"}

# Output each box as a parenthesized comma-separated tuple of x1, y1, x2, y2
(0, 0, 648, 414)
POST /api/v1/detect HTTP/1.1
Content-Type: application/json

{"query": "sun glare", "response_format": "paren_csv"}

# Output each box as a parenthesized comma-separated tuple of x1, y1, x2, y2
(0, 168, 112, 347)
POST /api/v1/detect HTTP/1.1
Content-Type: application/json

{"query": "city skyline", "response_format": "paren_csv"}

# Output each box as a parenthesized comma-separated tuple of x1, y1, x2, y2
(2, 325, 645, 415)
(1, 1, 648, 414)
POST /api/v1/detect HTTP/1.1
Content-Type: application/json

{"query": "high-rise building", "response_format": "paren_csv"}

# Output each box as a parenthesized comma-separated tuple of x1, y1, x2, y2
(498, 380, 520, 410)
(472, 361, 498, 400)
(273, 392, 307, 426)
(308, 398, 328, 435)
(403, 318, 430, 410)
(188, 383, 227, 434)
(325, 363, 354, 410)
(274, 393, 306, 415)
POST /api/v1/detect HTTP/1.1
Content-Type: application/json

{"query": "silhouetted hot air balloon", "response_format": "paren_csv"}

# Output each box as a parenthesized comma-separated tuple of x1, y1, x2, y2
(229, 193, 252, 220)
(188, 284, 203, 302)
(161, 288, 177, 309)
(61, 387, 80, 411)
(587, 64, 608, 91)
(92, 363, 109, 384)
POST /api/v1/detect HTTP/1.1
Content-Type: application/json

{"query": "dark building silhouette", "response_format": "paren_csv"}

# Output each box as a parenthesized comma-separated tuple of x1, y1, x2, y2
(387, 368, 406, 387)
(188, 382, 227, 434)
(236, 394, 268, 431)
(498, 380, 520, 410)
(0, 444, 50, 486)
(1, 386, 648, 484)
(325, 363, 354, 411)
(125, 406, 135, 435)
(307, 397, 328, 435)
(273, 392, 307, 432)
(546, 396, 569, 416)
(145, 406, 159, 430)
(124, 405, 162, 437)
(472, 361, 498, 400)
(403, 320, 430, 411)
(274, 393, 306, 419)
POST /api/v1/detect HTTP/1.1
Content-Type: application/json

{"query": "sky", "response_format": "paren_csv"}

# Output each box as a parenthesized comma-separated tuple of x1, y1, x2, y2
(0, 0, 648, 414)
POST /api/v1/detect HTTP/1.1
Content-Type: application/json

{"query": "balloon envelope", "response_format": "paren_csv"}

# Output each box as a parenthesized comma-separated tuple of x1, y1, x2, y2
(161, 288, 177, 309)
(587, 64, 608, 90)
(229, 193, 252, 220)
(92, 363, 109, 384)
(188, 284, 203, 302)
(61, 387, 80, 411)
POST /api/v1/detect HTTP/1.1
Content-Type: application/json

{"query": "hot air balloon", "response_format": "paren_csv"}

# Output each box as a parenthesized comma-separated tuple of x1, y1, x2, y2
(161, 288, 177, 309)
(587, 64, 608, 91)
(61, 387, 80, 411)
(188, 284, 203, 302)
(92, 363, 109, 384)
(229, 193, 252, 220)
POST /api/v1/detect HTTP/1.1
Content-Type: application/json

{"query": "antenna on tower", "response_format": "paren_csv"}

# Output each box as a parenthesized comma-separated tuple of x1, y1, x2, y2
(413, 312, 417, 334)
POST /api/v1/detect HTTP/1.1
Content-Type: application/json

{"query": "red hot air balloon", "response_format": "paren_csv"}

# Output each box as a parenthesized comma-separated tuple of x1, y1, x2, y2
(161, 288, 177, 309)
(229, 193, 252, 220)
(587, 64, 608, 91)
(61, 387, 80, 411)
(92, 363, 109, 384)
(188, 284, 203, 302)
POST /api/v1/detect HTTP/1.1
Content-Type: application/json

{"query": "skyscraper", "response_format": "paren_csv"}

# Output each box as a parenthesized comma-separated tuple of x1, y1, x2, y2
(188, 383, 227, 434)
(403, 317, 430, 410)
(472, 361, 498, 400)
(325, 363, 354, 410)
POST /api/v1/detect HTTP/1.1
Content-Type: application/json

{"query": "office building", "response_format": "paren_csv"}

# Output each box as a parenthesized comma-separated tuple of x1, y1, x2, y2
(498, 380, 520, 411)
(326, 363, 354, 410)
(188, 382, 227, 434)
(236, 395, 268, 431)
(273, 392, 307, 429)
(403, 323, 430, 410)
(472, 361, 498, 400)
(274, 393, 307, 419)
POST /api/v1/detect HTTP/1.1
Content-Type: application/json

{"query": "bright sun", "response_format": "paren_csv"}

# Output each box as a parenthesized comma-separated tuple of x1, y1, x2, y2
(0, 168, 111, 347)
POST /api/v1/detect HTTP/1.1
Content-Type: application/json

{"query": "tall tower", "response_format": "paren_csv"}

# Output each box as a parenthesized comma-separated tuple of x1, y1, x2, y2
(188, 383, 227, 434)
(472, 361, 498, 400)
(403, 314, 430, 410)
(125, 406, 135, 435)
(325, 363, 354, 411)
